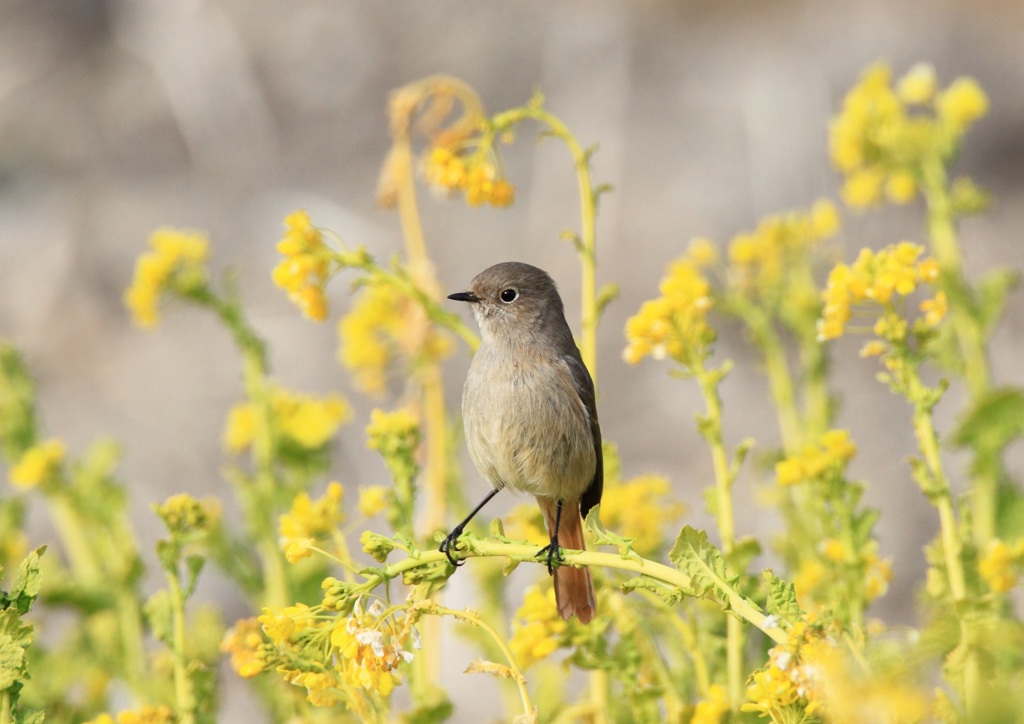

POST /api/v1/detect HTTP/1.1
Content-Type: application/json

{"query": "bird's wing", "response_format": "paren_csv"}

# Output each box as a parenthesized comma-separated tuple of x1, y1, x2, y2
(564, 353, 603, 519)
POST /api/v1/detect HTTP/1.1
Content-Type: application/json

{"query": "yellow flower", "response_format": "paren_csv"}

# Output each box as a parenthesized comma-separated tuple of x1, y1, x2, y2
(896, 63, 937, 105)
(841, 167, 885, 208)
(328, 603, 411, 699)
(775, 457, 806, 486)
(936, 77, 989, 129)
(358, 485, 391, 517)
(272, 210, 331, 322)
(259, 603, 316, 645)
(124, 228, 210, 328)
(775, 430, 855, 487)
(84, 716, 116, 724)
(884, 169, 917, 204)
(113, 705, 174, 724)
(155, 493, 220, 536)
(741, 664, 799, 717)
(979, 539, 1019, 593)
(623, 258, 713, 367)
(819, 242, 936, 340)
(509, 586, 568, 669)
(692, 684, 730, 724)
(221, 618, 267, 678)
(687, 236, 719, 267)
(859, 340, 886, 358)
(919, 291, 948, 326)
(274, 389, 351, 448)
(365, 408, 419, 452)
(821, 538, 848, 562)
(279, 482, 345, 561)
(864, 550, 893, 601)
(9, 439, 65, 489)
(223, 403, 257, 452)
(422, 145, 516, 207)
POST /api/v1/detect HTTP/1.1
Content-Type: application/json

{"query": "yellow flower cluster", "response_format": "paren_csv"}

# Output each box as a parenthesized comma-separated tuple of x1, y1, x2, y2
(794, 544, 893, 608)
(422, 146, 515, 207)
(691, 684, 730, 724)
(830, 62, 989, 208)
(154, 493, 221, 536)
(272, 210, 331, 321)
(328, 601, 415, 700)
(508, 586, 568, 669)
(84, 705, 174, 724)
(774, 429, 857, 486)
(221, 617, 268, 678)
(338, 284, 453, 394)
(743, 622, 836, 720)
(8, 439, 65, 489)
(124, 228, 210, 328)
(623, 257, 714, 366)
(358, 485, 391, 518)
(727, 199, 840, 297)
(224, 386, 351, 453)
(979, 538, 1024, 593)
(365, 408, 420, 456)
(750, 622, 931, 724)
(279, 482, 345, 563)
(599, 473, 685, 555)
(818, 242, 944, 341)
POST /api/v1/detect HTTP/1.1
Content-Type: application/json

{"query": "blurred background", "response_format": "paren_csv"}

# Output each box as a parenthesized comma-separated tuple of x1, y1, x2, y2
(1, 0, 1022, 719)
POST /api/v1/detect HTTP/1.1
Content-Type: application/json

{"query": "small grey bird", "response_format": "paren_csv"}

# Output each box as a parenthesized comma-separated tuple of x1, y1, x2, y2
(441, 261, 602, 623)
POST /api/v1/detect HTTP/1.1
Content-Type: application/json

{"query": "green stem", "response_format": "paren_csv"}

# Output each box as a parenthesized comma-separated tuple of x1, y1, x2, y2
(167, 571, 196, 724)
(693, 358, 745, 706)
(432, 605, 534, 717)
(363, 541, 788, 646)
(492, 106, 600, 380)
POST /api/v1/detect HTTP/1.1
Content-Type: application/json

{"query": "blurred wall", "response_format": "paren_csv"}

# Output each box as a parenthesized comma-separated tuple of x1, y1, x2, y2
(1, 0, 1022, 719)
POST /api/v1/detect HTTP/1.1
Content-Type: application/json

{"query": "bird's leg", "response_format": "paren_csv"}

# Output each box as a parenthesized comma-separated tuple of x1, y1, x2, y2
(537, 499, 565, 575)
(439, 488, 500, 567)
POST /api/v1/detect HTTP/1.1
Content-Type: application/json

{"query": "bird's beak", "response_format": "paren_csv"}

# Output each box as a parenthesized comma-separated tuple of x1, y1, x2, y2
(447, 290, 479, 303)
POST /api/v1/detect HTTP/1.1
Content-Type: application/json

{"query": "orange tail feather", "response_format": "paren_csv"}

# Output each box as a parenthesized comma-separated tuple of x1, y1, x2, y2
(538, 497, 596, 624)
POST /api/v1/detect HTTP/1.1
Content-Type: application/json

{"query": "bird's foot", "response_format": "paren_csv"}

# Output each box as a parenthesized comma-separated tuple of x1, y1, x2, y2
(537, 536, 564, 575)
(439, 527, 466, 567)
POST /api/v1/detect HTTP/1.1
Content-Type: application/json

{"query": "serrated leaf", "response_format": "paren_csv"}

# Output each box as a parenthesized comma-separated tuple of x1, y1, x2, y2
(620, 576, 687, 605)
(668, 526, 729, 598)
(10, 546, 45, 612)
(0, 608, 32, 690)
(763, 570, 800, 624)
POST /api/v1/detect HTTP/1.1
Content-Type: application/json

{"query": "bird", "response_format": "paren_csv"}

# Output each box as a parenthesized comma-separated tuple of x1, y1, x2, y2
(440, 261, 602, 623)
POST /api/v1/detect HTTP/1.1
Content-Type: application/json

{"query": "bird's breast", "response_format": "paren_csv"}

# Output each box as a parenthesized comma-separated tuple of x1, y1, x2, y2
(462, 349, 595, 500)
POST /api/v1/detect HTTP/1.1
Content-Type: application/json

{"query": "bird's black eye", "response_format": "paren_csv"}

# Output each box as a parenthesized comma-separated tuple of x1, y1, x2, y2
(499, 288, 518, 303)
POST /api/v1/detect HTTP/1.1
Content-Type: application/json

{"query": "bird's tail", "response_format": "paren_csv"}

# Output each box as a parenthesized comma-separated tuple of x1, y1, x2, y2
(538, 497, 596, 624)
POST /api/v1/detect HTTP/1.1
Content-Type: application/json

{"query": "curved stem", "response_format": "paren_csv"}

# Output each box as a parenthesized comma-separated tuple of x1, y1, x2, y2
(431, 605, 534, 717)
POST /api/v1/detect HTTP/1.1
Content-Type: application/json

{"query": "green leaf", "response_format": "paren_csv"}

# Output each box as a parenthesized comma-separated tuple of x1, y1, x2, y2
(976, 268, 1018, 334)
(0, 608, 33, 690)
(185, 555, 206, 599)
(144, 590, 173, 646)
(10, 546, 46, 613)
(668, 526, 731, 598)
(584, 505, 639, 559)
(951, 387, 1024, 454)
(763, 570, 800, 624)
(620, 576, 686, 605)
